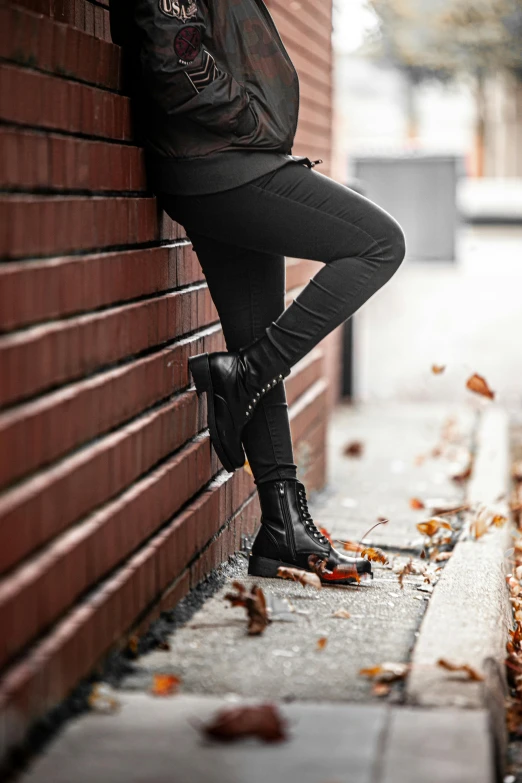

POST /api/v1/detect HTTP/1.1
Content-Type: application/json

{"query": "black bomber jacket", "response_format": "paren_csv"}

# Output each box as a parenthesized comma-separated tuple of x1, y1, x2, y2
(109, 0, 316, 194)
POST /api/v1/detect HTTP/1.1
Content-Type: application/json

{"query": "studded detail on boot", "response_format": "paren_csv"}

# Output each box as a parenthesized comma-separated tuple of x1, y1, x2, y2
(188, 335, 290, 472)
(248, 479, 372, 584)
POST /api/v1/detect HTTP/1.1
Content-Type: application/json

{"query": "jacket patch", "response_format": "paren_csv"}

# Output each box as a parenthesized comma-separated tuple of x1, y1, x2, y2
(158, 0, 197, 21)
(186, 50, 219, 93)
(174, 26, 201, 64)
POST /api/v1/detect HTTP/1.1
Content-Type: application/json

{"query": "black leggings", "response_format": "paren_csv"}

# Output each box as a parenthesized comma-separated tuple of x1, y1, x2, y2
(159, 161, 406, 484)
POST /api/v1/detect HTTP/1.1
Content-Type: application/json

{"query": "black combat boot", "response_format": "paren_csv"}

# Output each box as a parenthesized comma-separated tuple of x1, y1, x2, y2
(248, 479, 372, 584)
(188, 335, 290, 472)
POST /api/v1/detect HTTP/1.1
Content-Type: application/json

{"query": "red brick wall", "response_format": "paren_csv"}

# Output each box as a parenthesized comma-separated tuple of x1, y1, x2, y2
(0, 0, 333, 764)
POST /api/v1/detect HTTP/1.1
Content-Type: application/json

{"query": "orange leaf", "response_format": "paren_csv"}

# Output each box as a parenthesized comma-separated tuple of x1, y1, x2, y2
(359, 663, 409, 683)
(243, 460, 253, 476)
(224, 582, 270, 634)
(203, 704, 287, 743)
(316, 637, 328, 650)
(361, 547, 388, 565)
(466, 373, 495, 400)
(151, 674, 181, 697)
(470, 516, 489, 540)
(341, 540, 364, 553)
(410, 497, 425, 510)
(277, 566, 322, 590)
(437, 659, 484, 681)
(491, 514, 507, 528)
(431, 364, 446, 374)
(373, 682, 391, 697)
(417, 519, 452, 537)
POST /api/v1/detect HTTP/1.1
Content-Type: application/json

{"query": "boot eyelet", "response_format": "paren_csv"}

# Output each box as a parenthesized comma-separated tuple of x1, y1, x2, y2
(279, 374, 283, 380)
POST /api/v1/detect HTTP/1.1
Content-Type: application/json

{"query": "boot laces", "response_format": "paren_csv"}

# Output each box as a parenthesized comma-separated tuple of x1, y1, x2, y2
(297, 485, 329, 546)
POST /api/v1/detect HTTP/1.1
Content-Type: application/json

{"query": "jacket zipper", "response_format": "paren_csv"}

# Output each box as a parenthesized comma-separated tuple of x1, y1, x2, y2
(278, 481, 297, 560)
(254, 0, 300, 141)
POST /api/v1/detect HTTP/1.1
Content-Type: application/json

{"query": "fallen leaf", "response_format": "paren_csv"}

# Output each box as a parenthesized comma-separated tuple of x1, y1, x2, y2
(359, 662, 409, 683)
(410, 497, 425, 510)
(277, 566, 322, 590)
(225, 581, 270, 635)
(451, 462, 473, 484)
(397, 559, 415, 589)
(244, 460, 253, 476)
(431, 502, 471, 516)
(87, 683, 120, 714)
(343, 440, 364, 457)
(361, 547, 388, 565)
(417, 518, 452, 538)
(203, 704, 287, 743)
(437, 659, 484, 681)
(466, 373, 495, 400)
(151, 674, 181, 697)
(491, 514, 508, 528)
(431, 364, 446, 374)
(470, 516, 489, 540)
(317, 637, 328, 650)
(434, 551, 452, 563)
(156, 640, 171, 651)
(127, 635, 139, 656)
(332, 609, 351, 619)
(373, 682, 392, 697)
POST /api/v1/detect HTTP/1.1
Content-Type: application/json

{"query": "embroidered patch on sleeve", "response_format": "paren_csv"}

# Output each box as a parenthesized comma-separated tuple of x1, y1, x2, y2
(159, 0, 197, 21)
(185, 49, 219, 93)
(174, 25, 201, 64)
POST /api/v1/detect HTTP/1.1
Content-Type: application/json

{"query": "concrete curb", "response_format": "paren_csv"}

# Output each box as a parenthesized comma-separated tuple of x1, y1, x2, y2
(406, 407, 512, 775)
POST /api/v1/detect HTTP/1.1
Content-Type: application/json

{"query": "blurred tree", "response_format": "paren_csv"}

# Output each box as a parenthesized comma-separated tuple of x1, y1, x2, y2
(366, 0, 522, 172)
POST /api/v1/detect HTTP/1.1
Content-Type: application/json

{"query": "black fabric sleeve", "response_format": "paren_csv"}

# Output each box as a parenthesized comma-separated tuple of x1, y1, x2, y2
(133, 0, 257, 137)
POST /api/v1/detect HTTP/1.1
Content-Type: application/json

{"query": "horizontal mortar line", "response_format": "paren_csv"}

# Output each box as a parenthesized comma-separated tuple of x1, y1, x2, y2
(0, 56, 126, 98)
(0, 117, 135, 147)
(0, 281, 208, 340)
(0, 381, 197, 504)
(0, 237, 192, 269)
(0, 186, 151, 198)
(0, 273, 202, 338)
(0, 236, 186, 265)
(0, 440, 229, 678)
(0, 396, 208, 581)
(0, 315, 221, 418)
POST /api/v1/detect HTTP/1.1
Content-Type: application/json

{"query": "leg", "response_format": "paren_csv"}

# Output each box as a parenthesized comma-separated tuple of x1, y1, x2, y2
(175, 227, 297, 484)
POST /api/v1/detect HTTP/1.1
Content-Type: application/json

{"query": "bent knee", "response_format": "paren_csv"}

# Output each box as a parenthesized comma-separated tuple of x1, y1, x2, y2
(385, 218, 406, 268)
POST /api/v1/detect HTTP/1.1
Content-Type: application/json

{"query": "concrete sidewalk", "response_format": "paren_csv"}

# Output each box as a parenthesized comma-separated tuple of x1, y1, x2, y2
(21, 402, 510, 783)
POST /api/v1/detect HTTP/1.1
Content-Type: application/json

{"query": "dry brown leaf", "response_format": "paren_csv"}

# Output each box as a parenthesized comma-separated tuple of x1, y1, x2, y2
(332, 608, 351, 619)
(470, 516, 489, 540)
(491, 514, 508, 528)
(437, 659, 484, 681)
(410, 497, 425, 510)
(359, 662, 409, 683)
(277, 566, 322, 590)
(373, 682, 392, 697)
(88, 683, 120, 714)
(151, 674, 181, 697)
(156, 640, 171, 651)
(466, 373, 495, 400)
(431, 502, 471, 516)
(317, 637, 328, 650)
(397, 559, 415, 589)
(417, 518, 452, 538)
(431, 364, 446, 374)
(434, 551, 452, 563)
(202, 704, 287, 743)
(244, 460, 253, 476)
(224, 582, 270, 635)
(127, 635, 139, 656)
(451, 461, 473, 483)
(343, 440, 364, 457)
(361, 547, 388, 565)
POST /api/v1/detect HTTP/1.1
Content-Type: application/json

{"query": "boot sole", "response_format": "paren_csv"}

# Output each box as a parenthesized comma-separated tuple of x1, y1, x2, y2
(248, 554, 367, 584)
(188, 352, 244, 473)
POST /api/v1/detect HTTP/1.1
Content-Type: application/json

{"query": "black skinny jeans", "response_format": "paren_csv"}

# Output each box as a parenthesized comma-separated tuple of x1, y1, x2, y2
(159, 161, 406, 485)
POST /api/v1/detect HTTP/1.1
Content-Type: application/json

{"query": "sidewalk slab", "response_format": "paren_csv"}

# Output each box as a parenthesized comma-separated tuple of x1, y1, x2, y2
(407, 407, 512, 709)
(22, 694, 388, 783)
(21, 695, 493, 783)
(381, 707, 493, 783)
